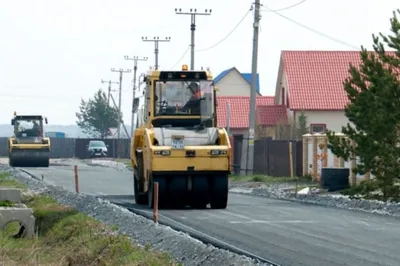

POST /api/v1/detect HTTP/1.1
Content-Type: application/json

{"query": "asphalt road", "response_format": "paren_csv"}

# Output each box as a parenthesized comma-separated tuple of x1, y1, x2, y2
(13, 160, 400, 266)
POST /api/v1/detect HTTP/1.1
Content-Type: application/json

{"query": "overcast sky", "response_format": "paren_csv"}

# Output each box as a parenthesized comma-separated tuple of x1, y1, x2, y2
(0, 0, 398, 125)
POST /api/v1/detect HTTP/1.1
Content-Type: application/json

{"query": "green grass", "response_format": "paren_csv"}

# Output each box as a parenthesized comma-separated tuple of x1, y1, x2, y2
(229, 174, 313, 184)
(0, 172, 179, 265)
(0, 172, 26, 189)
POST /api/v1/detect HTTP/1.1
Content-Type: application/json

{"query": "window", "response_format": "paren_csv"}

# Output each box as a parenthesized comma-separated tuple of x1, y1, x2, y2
(15, 119, 43, 137)
(89, 141, 106, 148)
(153, 80, 213, 116)
(310, 123, 327, 133)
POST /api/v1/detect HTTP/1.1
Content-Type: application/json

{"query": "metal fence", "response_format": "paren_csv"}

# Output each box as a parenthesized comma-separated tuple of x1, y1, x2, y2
(0, 137, 131, 159)
(231, 136, 303, 177)
(0, 136, 303, 176)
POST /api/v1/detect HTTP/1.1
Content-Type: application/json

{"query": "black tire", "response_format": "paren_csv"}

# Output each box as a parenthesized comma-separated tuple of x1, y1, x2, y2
(169, 176, 188, 208)
(210, 175, 229, 209)
(134, 154, 148, 205)
(148, 176, 167, 209)
(148, 176, 154, 208)
(191, 176, 209, 209)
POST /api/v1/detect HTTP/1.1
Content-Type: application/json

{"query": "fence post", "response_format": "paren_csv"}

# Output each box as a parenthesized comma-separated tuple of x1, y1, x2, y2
(289, 142, 294, 177)
(74, 165, 79, 193)
(153, 182, 159, 223)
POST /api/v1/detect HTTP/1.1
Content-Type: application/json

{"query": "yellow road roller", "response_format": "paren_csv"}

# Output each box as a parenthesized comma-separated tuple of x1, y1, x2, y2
(8, 112, 51, 167)
(131, 64, 231, 209)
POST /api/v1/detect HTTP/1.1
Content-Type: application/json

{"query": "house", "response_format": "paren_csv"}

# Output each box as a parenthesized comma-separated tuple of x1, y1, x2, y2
(274, 51, 366, 133)
(216, 96, 282, 136)
(213, 67, 262, 96)
(256, 105, 288, 138)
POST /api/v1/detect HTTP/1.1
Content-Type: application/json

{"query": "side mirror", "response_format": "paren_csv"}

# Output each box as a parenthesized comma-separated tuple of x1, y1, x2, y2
(106, 145, 109, 148)
(45, 117, 48, 124)
(143, 76, 147, 82)
(11, 119, 14, 126)
(132, 98, 140, 113)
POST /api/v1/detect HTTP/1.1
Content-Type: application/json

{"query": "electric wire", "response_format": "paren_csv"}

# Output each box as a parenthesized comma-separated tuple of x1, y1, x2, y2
(195, 1, 307, 53)
(170, 45, 190, 69)
(196, 9, 252, 52)
(263, 5, 359, 49)
(261, 0, 307, 12)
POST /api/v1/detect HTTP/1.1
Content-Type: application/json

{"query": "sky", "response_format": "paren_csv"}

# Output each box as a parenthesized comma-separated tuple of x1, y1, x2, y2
(0, 0, 399, 125)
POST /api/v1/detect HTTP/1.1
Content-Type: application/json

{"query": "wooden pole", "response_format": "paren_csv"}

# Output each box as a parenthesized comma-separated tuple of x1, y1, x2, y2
(153, 182, 159, 223)
(289, 142, 294, 178)
(74, 165, 79, 193)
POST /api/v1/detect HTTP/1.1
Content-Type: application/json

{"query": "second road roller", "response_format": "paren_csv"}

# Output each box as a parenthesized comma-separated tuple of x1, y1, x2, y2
(8, 112, 51, 167)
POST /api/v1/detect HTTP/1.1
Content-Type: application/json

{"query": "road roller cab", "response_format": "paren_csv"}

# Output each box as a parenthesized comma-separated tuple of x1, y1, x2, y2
(131, 65, 231, 209)
(8, 112, 51, 167)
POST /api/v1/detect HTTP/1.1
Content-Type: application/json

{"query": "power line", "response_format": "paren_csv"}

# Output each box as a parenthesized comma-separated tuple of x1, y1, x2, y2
(170, 45, 190, 69)
(196, 8, 252, 52)
(263, 5, 359, 49)
(261, 0, 307, 12)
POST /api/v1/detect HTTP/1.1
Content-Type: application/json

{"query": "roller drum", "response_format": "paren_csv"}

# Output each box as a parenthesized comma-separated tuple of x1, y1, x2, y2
(9, 149, 50, 167)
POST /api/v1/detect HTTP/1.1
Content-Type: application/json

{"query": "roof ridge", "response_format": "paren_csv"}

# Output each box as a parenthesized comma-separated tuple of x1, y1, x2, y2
(281, 50, 361, 53)
(217, 95, 273, 98)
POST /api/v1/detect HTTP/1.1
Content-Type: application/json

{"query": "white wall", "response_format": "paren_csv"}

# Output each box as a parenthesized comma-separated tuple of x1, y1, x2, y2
(215, 70, 251, 97)
(301, 110, 349, 133)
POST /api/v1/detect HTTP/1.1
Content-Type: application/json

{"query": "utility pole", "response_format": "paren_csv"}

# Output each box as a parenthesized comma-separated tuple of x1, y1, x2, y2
(175, 8, 212, 70)
(245, 0, 261, 176)
(101, 79, 119, 106)
(110, 68, 131, 139)
(142, 36, 171, 70)
(124, 55, 148, 137)
(226, 101, 231, 136)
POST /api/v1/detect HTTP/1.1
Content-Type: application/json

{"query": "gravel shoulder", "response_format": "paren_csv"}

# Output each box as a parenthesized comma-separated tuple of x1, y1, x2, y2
(0, 164, 269, 266)
(229, 180, 400, 219)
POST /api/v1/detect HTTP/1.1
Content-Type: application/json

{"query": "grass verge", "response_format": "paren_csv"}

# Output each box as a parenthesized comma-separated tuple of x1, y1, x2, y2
(0, 172, 178, 265)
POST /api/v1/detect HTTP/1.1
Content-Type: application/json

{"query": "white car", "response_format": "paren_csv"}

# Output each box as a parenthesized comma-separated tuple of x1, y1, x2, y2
(86, 140, 108, 158)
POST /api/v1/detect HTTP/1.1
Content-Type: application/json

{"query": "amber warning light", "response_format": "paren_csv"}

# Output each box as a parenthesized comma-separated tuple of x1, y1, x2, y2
(182, 64, 188, 71)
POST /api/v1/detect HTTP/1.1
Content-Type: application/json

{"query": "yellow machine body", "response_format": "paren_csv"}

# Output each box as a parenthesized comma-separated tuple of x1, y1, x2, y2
(8, 112, 51, 167)
(131, 65, 231, 209)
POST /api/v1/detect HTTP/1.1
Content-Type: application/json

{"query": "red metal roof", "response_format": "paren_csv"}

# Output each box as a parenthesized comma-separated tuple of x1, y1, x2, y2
(257, 105, 288, 126)
(280, 51, 399, 110)
(217, 96, 274, 128)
